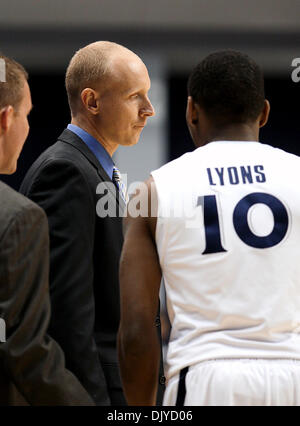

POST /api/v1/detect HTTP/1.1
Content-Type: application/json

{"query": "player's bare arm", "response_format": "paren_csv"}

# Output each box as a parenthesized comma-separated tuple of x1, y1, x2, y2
(118, 177, 162, 405)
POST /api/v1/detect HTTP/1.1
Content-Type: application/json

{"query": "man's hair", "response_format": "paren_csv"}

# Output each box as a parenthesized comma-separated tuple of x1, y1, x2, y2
(0, 54, 28, 110)
(65, 41, 129, 115)
(187, 50, 265, 124)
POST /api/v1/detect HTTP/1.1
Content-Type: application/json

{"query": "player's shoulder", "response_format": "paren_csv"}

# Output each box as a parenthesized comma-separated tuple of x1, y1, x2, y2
(152, 149, 196, 177)
(152, 141, 234, 174)
(260, 142, 300, 163)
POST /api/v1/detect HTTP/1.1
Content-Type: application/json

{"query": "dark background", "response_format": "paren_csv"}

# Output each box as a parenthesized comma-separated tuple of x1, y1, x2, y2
(1, 72, 299, 190)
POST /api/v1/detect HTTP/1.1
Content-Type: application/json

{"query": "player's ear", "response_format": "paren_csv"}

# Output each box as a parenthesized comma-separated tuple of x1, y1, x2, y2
(258, 99, 270, 128)
(186, 96, 199, 127)
(0, 105, 14, 134)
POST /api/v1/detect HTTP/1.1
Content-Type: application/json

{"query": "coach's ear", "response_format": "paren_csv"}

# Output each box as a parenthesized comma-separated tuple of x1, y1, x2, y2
(80, 88, 100, 115)
(259, 99, 270, 128)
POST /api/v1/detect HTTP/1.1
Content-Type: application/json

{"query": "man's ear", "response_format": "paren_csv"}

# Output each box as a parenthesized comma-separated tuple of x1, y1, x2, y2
(186, 96, 199, 127)
(0, 106, 14, 134)
(80, 88, 100, 115)
(259, 99, 270, 128)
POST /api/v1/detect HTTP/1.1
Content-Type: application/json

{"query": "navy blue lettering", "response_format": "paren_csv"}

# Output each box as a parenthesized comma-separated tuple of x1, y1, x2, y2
(206, 168, 216, 186)
(240, 166, 253, 184)
(215, 168, 225, 185)
(228, 167, 239, 185)
(254, 165, 266, 183)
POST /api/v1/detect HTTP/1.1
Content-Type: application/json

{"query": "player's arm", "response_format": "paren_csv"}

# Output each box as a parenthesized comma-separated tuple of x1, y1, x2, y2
(118, 177, 162, 405)
(20, 159, 109, 405)
(0, 203, 94, 405)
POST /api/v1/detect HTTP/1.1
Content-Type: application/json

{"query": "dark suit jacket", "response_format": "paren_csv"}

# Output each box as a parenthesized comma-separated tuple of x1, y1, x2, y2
(20, 129, 127, 405)
(0, 180, 94, 405)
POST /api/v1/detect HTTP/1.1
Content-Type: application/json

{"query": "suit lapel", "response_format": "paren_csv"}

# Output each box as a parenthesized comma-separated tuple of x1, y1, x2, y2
(58, 129, 125, 213)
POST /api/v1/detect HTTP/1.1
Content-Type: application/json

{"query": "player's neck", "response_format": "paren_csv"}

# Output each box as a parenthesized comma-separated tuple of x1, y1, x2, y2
(201, 123, 259, 146)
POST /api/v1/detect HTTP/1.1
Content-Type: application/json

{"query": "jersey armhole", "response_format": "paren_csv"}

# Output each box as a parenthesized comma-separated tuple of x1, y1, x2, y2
(151, 171, 169, 269)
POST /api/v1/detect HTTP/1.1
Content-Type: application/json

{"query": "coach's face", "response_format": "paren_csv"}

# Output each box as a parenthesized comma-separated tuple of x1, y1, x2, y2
(0, 80, 32, 174)
(94, 54, 155, 148)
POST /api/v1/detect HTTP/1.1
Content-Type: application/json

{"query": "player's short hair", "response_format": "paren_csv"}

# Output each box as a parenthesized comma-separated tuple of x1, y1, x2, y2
(65, 41, 130, 115)
(187, 50, 265, 124)
(0, 54, 28, 111)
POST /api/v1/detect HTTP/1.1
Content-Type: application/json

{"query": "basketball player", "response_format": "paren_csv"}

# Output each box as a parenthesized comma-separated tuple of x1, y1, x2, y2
(118, 50, 300, 406)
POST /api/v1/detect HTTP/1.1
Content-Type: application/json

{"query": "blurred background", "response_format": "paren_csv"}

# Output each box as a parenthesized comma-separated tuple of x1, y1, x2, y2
(0, 0, 299, 190)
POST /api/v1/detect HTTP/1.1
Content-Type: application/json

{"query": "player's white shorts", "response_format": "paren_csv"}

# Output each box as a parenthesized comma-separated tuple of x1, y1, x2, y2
(163, 359, 300, 406)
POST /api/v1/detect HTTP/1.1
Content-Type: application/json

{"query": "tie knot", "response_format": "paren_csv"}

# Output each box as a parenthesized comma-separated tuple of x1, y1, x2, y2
(112, 166, 122, 183)
(112, 166, 128, 204)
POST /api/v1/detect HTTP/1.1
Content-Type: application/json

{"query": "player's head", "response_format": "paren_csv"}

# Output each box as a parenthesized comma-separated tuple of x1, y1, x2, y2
(65, 41, 155, 148)
(0, 54, 32, 174)
(186, 50, 270, 146)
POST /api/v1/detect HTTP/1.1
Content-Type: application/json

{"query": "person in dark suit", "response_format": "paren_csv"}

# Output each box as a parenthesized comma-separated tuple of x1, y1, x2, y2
(0, 54, 94, 405)
(20, 41, 162, 405)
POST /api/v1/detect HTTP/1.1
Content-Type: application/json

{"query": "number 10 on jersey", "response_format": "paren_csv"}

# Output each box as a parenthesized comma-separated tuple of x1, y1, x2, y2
(197, 192, 289, 254)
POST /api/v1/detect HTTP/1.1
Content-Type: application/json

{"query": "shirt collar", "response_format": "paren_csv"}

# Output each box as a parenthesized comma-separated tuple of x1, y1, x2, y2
(67, 124, 114, 180)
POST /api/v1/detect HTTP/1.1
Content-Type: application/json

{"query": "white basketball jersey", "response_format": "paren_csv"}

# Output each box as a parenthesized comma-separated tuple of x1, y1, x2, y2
(151, 141, 300, 381)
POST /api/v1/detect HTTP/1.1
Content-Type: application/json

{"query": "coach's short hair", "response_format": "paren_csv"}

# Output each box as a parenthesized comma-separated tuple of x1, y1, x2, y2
(0, 54, 28, 110)
(65, 41, 130, 115)
(187, 50, 265, 123)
